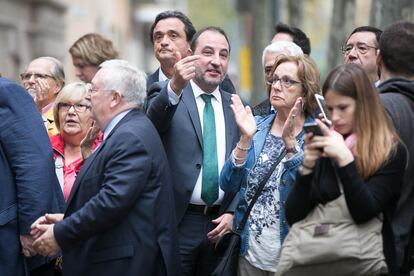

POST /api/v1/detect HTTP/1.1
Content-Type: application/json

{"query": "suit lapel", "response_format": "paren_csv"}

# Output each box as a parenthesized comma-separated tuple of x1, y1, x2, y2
(221, 91, 236, 157)
(65, 138, 107, 206)
(181, 85, 203, 148)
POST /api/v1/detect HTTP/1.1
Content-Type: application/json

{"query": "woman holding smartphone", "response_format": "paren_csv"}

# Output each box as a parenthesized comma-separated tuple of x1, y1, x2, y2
(285, 63, 407, 275)
(220, 55, 320, 275)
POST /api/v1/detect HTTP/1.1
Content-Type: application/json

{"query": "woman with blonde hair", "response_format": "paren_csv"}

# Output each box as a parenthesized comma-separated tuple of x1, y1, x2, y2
(50, 82, 101, 201)
(284, 63, 407, 275)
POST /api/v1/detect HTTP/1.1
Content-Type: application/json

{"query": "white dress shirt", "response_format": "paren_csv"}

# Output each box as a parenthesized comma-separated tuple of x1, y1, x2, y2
(167, 80, 226, 205)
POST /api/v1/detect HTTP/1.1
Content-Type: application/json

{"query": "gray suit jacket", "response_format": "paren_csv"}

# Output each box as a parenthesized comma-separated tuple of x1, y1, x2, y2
(146, 81, 239, 223)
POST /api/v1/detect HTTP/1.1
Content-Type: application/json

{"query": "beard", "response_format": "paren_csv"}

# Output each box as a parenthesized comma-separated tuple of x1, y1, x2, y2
(193, 67, 225, 92)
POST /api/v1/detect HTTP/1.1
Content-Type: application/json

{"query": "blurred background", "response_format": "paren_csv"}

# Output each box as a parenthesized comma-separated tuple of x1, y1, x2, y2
(0, 0, 413, 105)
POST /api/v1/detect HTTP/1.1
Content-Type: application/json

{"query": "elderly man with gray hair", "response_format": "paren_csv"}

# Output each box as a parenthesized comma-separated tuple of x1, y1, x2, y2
(21, 56, 65, 135)
(30, 60, 180, 276)
(253, 41, 303, 116)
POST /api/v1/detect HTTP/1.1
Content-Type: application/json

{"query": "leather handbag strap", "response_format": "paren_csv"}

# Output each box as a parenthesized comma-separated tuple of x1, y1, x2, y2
(235, 148, 287, 233)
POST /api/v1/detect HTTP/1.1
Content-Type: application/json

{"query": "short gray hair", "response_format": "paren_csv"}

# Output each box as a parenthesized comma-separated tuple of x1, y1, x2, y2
(37, 56, 65, 85)
(262, 41, 303, 66)
(99, 60, 147, 107)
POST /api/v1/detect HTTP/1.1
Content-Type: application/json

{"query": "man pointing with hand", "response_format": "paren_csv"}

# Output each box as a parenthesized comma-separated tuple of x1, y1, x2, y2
(148, 10, 236, 94)
(146, 26, 240, 276)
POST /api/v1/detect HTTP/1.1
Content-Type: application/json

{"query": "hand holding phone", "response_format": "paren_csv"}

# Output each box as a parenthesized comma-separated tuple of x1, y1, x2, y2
(303, 122, 323, 136)
(315, 94, 332, 126)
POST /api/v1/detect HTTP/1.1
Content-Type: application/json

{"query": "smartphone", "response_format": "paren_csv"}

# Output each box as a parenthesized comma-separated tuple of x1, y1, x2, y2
(315, 94, 332, 126)
(303, 122, 323, 136)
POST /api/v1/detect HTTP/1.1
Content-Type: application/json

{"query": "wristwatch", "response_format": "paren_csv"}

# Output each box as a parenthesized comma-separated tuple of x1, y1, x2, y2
(286, 145, 299, 154)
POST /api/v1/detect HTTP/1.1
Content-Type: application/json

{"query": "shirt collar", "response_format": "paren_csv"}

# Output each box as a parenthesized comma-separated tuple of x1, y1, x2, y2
(103, 109, 132, 140)
(158, 68, 169, 82)
(42, 101, 54, 114)
(190, 80, 221, 103)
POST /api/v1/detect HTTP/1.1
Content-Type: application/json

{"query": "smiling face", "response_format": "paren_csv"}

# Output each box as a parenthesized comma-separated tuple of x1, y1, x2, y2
(192, 30, 229, 93)
(269, 61, 304, 112)
(325, 90, 356, 136)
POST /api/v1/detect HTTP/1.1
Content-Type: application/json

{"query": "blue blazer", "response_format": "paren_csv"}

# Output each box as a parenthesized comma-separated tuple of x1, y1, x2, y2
(146, 81, 240, 223)
(53, 109, 180, 276)
(0, 78, 64, 276)
(220, 114, 313, 255)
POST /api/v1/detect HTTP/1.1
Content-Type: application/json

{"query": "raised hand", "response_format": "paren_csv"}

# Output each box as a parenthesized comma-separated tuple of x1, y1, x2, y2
(230, 94, 256, 138)
(34, 78, 50, 103)
(302, 132, 323, 170)
(170, 51, 200, 95)
(282, 97, 303, 149)
(81, 121, 101, 159)
(309, 119, 354, 167)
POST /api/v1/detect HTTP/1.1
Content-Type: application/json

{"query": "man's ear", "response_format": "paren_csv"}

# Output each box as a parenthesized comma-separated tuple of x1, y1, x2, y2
(53, 81, 64, 95)
(186, 47, 192, 57)
(376, 52, 383, 80)
(376, 51, 382, 67)
(110, 90, 123, 108)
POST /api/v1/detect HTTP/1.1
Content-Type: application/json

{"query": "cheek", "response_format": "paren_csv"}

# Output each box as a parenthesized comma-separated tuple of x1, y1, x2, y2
(81, 113, 93, 124)
(58, 112, 66, 125)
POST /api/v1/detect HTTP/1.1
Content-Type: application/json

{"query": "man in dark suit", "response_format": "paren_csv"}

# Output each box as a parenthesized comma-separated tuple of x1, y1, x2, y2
(148, 10, 236, 94)
(31, 61, 179, 276)
(146, 26, 239, 276)
(0, 77, 64, 276)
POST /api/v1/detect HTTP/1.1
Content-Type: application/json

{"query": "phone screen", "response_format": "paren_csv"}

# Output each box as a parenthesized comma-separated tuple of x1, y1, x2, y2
(315, 94, 331, 126)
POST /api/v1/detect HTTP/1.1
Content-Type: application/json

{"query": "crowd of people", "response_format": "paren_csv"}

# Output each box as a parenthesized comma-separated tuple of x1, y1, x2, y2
(1, 9, 414, 276)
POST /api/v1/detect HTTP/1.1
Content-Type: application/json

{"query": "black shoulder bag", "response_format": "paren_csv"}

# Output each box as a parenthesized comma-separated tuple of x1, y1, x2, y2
(212, 149, 287, 276)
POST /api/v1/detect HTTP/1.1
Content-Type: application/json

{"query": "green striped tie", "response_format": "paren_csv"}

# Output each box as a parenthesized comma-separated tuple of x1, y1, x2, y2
(201, 94, 219, 206)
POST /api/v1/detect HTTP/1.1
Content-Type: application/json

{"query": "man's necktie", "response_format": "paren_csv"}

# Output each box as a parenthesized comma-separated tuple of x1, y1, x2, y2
(201, 94, 219, 206)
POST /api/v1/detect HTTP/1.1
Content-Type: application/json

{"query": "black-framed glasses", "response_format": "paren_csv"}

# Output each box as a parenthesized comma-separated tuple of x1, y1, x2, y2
(266, 75, 302, 88)
(341, 42, 378, 55)
(20, 72, 55, 81)
(58, 103, 91, 113)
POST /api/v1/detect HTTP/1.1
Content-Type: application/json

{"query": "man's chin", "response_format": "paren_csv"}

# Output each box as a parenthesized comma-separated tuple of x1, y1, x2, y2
(157, 53, 175, 62)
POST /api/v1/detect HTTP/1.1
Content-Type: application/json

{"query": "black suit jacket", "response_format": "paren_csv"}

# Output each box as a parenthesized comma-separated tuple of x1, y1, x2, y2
(146, 82, 239, 223)
(54, 109, 179, 276)
(0, 78, 64, 276)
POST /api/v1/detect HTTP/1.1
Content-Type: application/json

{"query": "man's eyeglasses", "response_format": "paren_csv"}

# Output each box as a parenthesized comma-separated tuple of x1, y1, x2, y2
(341, 43, 378, 55)
(88, 86, 113, 94)
(58, 103, 91, 113)
(20, 72, 55, 81)
(266, 76, 302, 88)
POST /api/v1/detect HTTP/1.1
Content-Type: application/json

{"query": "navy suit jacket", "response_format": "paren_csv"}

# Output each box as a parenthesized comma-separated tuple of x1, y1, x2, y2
(147, 68, 236, 95)
(146, 82, 240, 223)
(0, 78, 64, 276)
(53, 109, 179, 276)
